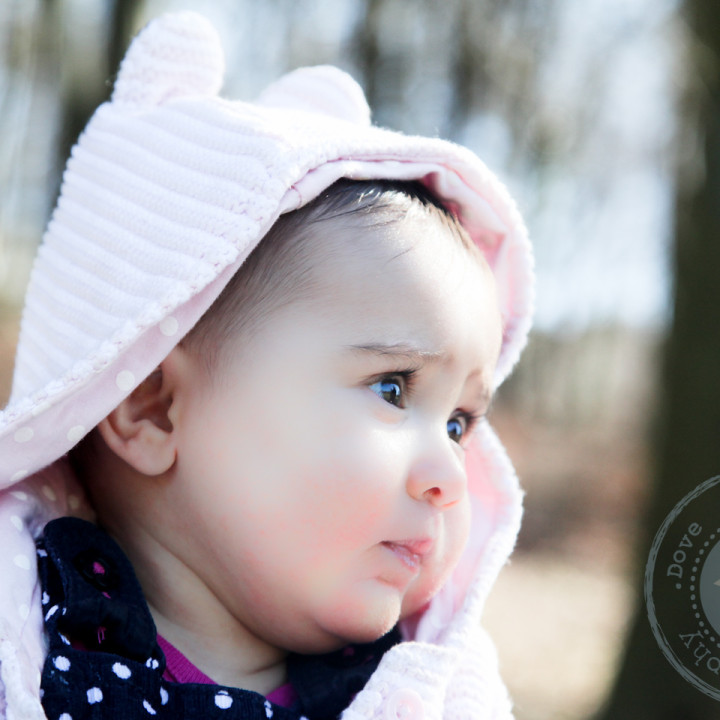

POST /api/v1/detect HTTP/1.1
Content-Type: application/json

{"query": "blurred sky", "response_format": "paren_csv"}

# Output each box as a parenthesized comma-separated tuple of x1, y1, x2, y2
(0, 0, 681, 333)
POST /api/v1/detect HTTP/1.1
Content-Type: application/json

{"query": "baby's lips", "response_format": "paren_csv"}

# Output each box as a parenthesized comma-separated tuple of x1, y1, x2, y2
(381, 538, 435, 570)
(395, 539, 434, 558)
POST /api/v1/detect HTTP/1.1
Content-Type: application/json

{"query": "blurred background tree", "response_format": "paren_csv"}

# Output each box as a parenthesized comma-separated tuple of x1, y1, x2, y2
(1, 1, 706, 718)
(599, 0, 720, 716)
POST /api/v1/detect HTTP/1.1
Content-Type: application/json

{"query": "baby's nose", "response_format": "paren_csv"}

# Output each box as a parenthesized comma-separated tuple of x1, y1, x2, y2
(406, 441, 467, 509)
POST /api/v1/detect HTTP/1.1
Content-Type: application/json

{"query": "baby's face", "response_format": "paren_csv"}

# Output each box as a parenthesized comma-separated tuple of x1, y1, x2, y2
(165, 212, 502, 653)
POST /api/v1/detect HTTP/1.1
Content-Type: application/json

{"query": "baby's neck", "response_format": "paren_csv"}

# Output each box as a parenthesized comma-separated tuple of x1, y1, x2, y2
(105, 516, 288, 695)
(84, 451, 289, 694)
(149, 603, 287, 694)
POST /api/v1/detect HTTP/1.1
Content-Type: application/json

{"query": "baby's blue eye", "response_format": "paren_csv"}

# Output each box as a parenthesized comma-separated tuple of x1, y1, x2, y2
(370, 376, 405, 407)
(447, 417, 466, 444)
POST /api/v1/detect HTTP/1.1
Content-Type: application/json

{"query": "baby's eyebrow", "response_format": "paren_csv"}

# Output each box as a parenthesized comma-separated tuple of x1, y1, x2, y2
(345, 343, 443, 363)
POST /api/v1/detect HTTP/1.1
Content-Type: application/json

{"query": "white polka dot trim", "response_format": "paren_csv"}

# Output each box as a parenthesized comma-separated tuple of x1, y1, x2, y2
(42, 591, 50, 605)
(13, 554, 30, 570)
(45, 605, 59, 621)
(113, 662, 132, 680)
(116, 370, 136, 391)
(13, 427, 33, 443)
(159, 316, 179, 336)
(264, 699, 273, 718)
(10, 515, 23, 531)
(143, 699, 157, 715)
(67, 425, 86, 443)
(59, 714, 73, 720)
(160, 687, 169, 705)
(215, 690, 233, 710)
(87, 687, 103, 704)
(53, 656, 71, 672)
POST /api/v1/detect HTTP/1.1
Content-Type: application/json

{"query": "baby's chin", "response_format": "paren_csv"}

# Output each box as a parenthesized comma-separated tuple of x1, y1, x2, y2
(327, 583, 443, 647)
(278, 578, 449, 654)
(287, 600, 402, 655)
(324, 615, 400, 651)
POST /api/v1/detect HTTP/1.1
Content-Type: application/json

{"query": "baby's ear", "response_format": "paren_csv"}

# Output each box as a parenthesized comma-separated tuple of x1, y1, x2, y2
(97, 367, 176, 476)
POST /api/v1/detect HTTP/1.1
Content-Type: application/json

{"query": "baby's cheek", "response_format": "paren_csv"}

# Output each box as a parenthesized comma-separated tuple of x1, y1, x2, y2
(305, 461, 388, 543)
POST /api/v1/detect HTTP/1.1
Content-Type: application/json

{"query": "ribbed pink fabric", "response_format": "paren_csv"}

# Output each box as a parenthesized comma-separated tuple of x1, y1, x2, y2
(156, 635, 216, 686)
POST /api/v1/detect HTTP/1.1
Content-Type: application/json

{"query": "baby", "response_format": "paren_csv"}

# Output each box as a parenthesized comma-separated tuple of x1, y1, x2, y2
(0, 12, 533, 720)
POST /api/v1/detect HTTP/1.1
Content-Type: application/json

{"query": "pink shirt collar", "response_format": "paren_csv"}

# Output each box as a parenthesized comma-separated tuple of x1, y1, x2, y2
(157, 634, 298, 709)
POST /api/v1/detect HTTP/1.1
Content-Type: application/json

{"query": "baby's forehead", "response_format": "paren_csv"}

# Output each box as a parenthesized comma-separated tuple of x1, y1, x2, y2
(280, 215, 503, 396)
(301, 210, 499, 330)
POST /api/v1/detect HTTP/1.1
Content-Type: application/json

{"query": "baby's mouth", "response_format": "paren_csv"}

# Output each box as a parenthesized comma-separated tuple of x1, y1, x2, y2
(381, 539, 433, 571)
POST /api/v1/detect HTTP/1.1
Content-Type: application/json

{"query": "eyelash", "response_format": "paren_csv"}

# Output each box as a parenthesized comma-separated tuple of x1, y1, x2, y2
(368, 370, 482, 445)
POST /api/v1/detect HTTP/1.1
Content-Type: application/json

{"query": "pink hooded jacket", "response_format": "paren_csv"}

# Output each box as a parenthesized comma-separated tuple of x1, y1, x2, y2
(0, 12, 534, 719)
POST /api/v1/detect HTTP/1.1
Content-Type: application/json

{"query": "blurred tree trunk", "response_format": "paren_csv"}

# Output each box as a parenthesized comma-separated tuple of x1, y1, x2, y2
(445, 0, 489, 140)
(349, 0, 382, 113)
(598, 0, 720, 718)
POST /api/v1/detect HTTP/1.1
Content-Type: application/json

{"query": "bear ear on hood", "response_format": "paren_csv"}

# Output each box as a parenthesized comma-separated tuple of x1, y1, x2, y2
(111, 11, 225, 107)
(257, 65, 372, 126)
